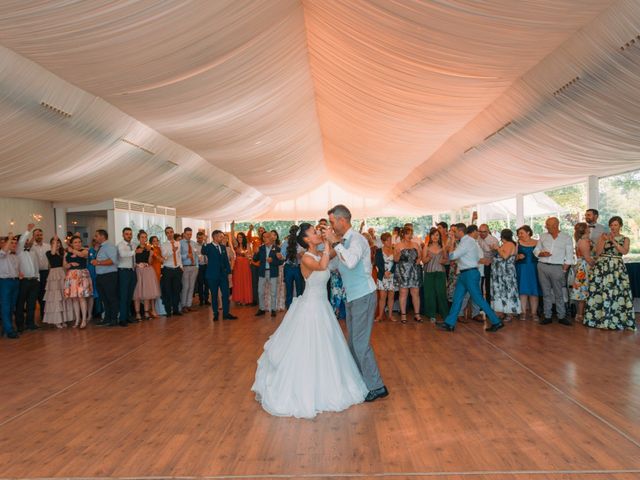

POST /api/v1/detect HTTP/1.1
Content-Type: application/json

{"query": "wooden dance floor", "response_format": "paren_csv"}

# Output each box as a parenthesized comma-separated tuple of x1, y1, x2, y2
(1, 306, 639, 480)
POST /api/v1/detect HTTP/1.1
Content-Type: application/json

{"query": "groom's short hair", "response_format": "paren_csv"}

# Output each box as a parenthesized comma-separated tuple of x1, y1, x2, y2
(328, 204, 351, 222)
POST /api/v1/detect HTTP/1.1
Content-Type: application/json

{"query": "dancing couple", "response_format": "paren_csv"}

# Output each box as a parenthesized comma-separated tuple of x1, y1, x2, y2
(252, 205, 388, 419)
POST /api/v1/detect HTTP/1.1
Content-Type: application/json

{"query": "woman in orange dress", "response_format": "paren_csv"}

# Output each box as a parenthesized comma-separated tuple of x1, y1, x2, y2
(231, 231, 253, 305)
(149, 236, 163, 282)
(149, 235, 164, 315)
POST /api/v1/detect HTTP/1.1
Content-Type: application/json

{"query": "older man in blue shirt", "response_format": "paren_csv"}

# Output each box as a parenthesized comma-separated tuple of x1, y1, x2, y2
(438, 225, 504, 332)
(90, 229, 122, 327)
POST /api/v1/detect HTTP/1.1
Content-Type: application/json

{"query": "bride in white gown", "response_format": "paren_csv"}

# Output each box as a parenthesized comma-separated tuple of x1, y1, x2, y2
(252, 223, 368, 418)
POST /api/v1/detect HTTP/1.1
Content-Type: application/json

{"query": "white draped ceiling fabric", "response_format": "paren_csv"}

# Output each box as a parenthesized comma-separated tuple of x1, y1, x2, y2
(0, 0, 639, 220)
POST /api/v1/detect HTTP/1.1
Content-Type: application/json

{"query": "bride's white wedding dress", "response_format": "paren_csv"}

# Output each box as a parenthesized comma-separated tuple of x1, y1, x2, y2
(252, 252, 368, 418)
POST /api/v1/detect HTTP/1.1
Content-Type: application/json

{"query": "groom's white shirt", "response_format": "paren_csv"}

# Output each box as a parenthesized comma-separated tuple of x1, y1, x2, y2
(334, 228, 369, 269)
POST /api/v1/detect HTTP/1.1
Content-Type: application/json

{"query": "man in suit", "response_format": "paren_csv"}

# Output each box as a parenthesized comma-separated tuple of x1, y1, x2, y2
(253, 231, 284, 317)
(202, 230, 237, 321)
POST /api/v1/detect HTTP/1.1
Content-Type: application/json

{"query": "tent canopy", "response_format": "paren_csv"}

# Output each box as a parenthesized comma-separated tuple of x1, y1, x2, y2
(1, 0, 639, 220)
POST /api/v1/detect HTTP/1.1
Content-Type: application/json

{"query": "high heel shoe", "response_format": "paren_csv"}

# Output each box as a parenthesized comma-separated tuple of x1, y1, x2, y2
(80, 321, 87, 329)
(400, 314, 407, 324)
(414, 315, 424, 323)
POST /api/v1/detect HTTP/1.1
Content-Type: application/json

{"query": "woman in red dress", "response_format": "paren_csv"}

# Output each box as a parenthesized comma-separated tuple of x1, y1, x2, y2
(230, 226, 253, 306)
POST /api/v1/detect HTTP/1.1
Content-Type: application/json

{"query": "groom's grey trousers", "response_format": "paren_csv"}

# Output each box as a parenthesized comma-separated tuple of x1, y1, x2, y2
(346, 291, 384, 391)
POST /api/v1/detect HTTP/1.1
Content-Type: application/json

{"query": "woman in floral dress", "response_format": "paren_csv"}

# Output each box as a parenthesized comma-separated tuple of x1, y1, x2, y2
(584, 216, 636, 330)
(374, 232, 395, 322)
(491, 229, 521, 321)
(571, 222, 595, 323)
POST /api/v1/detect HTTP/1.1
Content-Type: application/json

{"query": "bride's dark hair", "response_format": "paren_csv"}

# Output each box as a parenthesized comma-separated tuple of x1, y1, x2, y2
(286, 225, 300, 261)
(296, 223, 313, 249)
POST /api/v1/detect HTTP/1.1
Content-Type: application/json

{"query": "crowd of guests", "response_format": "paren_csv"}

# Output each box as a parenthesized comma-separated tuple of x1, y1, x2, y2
(0, 208, 636, 340)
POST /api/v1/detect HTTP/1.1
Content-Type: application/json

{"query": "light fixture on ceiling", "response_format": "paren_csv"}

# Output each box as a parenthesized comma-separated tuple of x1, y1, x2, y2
(166, 160, 179, 168)
(40, 101, 72, 118)
(121, 138, 155, 155)
(620, 34, 640, 52)
(483, 122, 512, 142)
(552, 76, 581, 97)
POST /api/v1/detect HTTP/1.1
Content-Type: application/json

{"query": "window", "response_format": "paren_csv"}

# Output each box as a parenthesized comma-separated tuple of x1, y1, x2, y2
(599, 170, 640, 261)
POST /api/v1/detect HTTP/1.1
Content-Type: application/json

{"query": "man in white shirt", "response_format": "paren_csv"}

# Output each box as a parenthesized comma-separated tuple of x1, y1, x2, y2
(0, 233, 21, 338)
(533, 217, 574, 325)
(438, 225, 503, 332)
(476, 224, 498, 301)
(161, 226, 183, 317)
(16, 224, 41, 331)
(180, 227, 199, 312)
(326, 204, 386, 402)
(585, 208, 607, 242)
(31, 227, 50, 315)
(117, 227, 137, 324)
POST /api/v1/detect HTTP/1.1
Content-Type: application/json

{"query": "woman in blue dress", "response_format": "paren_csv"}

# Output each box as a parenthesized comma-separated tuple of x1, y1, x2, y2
(516, 225, 540, 321)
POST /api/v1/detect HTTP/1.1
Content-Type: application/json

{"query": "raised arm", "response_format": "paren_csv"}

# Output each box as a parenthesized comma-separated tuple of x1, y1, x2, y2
(300, 245, 331, 275)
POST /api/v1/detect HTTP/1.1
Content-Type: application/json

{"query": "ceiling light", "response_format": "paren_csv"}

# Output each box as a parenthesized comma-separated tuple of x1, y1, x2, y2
(40, 101, 72, 118)
(121, 138, 155, 155)
(552, 77, 581, 97)
(483, 122, 512, 142)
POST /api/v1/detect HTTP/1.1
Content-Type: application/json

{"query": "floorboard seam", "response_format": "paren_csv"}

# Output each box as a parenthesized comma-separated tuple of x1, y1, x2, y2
(0, 339, 151, 430)
(6, 468, 640, 478)
(462, 324, 640, 450)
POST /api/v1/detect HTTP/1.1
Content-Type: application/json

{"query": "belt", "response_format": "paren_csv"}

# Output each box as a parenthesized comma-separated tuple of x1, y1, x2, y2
(459, 268, 477, 273)
(541, 263, 564, 267)
(0, 277, 19, 280)
(118, 267, 134, 270)
(23, 277, 39, 281)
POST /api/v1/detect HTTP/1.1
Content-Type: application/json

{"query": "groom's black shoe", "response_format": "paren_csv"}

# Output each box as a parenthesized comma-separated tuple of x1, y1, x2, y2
(485, 321, 504, 332)
(255, 309, 265, 317)
(365, 386, 389, 402)
(223, 314, 238, 320)
(437, 322, 455, 332)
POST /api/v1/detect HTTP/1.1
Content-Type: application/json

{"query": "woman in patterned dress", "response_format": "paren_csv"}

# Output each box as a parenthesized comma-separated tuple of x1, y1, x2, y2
(571, 222, 595, 323)
(394, 226, 422, 324)
(491, 229, 521, 321)
(374, 232, 395, 322)
(584, 216, 636, 330)
(63, 235, 93, 329)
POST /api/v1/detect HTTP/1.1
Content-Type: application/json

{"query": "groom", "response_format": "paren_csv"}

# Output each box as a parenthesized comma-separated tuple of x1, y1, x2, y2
(325, 205, 388, 402)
